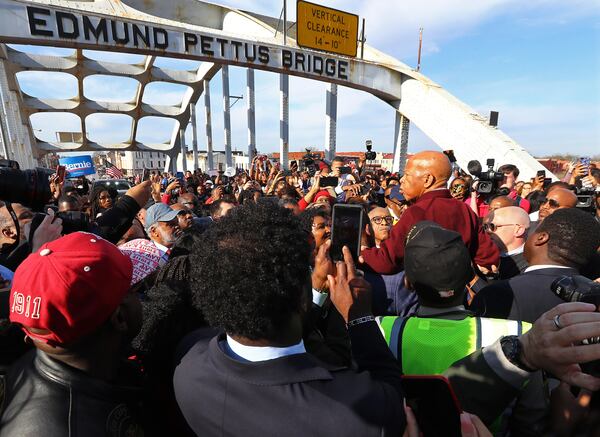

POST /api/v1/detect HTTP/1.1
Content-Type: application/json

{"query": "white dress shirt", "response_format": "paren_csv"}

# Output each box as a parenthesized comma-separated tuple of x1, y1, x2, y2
(524, 264, 571, 273)
(223, 335, 306, 362)
(503, 244, 525, 257)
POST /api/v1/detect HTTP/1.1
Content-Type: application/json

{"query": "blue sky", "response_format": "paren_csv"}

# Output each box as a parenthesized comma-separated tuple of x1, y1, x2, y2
(14, 0, 600, 158)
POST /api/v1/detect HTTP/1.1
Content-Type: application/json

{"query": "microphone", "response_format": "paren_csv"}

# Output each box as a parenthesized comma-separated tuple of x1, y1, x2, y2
(467, 160, 482, 177)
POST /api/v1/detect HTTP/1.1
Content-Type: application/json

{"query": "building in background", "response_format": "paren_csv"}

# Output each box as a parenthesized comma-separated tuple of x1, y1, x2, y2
(105, 151, 169, 176)
(271, 151, 395, 171)
(175, 150, 248, 173)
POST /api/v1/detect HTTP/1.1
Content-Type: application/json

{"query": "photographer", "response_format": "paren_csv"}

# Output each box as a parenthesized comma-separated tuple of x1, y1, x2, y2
(467, 163, 529, 217)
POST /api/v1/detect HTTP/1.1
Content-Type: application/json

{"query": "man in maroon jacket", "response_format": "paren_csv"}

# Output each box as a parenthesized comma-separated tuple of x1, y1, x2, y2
(360, 151, 499, 275)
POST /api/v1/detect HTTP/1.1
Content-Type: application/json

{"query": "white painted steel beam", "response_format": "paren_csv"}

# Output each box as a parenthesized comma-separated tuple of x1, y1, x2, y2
(203, 78, 214, 171)
(392, 112, 410, 174)
(222, 65, 232, 169)
(246, 68, 255, 163)
(279, 73, 289, 170)
(324, 83, 337, 162)
(190, 103, 199, 171)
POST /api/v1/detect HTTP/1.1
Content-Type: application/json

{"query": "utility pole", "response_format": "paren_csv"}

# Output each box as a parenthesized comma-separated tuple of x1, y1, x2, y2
(359, 18, 366, 59)
(417, 27, 423, 72)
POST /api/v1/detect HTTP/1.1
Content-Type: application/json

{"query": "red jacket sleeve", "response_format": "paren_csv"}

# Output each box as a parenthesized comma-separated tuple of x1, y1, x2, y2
(473, 220, 501, 269)
(298, 198, 309, 211)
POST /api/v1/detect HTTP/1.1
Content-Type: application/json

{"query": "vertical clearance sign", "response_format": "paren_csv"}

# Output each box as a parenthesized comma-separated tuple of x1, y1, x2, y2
(296, 1, 359, 57)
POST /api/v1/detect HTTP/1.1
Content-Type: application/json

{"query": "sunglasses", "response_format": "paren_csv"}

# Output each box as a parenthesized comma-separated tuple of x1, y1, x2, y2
(371, 216, 394, 225)
(541, 198, 560, 208)
(483, 222, 520, 233)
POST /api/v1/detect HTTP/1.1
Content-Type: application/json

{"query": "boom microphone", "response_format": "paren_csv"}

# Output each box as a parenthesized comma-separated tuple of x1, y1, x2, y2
(467, 160, 482, 177)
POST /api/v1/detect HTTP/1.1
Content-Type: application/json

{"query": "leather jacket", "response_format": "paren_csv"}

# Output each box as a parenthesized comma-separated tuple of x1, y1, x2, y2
(0, 349, 144, 437)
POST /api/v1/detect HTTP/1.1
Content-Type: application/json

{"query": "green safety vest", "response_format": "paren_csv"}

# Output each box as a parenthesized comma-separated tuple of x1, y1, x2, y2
(377, 316, 531, 375)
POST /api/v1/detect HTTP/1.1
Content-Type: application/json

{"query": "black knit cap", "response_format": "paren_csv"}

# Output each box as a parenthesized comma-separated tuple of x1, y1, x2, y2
(404, 221, 473, 301)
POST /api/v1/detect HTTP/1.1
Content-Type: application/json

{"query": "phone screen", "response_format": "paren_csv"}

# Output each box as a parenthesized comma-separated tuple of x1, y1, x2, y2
(56, 165, 66, 184)
(543, 178, 552, 189)
(580, 157, 591, 176)
(536, 170, 546, 178)
(401, 375, 462, 437)
(320, 176, 339, 187)
(339, 166, 352, 175)
(331, 204, 363, 262)
(142, 168, 151, 181)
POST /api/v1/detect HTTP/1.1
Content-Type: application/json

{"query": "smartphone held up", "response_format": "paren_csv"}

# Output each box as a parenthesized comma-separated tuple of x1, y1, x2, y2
(330, 204, 364, 263)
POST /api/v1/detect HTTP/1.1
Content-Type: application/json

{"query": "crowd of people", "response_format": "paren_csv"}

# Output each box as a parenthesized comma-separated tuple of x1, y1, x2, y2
(0, 150, 599, 436)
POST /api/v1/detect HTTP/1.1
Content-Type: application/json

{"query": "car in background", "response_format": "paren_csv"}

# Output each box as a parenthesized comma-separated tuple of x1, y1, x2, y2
(92, 179, 132, 196)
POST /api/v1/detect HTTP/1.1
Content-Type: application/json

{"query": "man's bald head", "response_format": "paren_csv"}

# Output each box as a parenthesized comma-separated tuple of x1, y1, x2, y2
(489, 196, 514, 212)
(486, 206, 530, 252)
(493, 206, 530, 227)
(400, 151, 452, 201)
(410, 151, 452, 182)
(539, 188, 577, 221)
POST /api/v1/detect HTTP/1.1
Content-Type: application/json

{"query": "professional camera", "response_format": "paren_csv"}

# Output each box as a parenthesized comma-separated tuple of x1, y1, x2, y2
(0, 167, 55, 210)
(28, 210, 92, 238)
(573, 177, 598, 214)
(301, 149, 322, 176)
(552, 275, 600, 306)
(365, 140, 376, 161)
(467, 159, 505, 195)
(552, 275, 600, 397)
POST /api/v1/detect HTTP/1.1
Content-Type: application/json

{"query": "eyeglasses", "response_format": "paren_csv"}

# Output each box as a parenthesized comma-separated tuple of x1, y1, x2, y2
(371, 216, 394, 225)
(541, 198, 560, 208)
(483, 222, 522, 233)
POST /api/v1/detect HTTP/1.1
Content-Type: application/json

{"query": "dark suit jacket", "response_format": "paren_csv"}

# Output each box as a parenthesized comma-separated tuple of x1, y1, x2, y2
(498, 252, 528, 280)
(173, 322, 406, 437)
(470, 266, 578, 323)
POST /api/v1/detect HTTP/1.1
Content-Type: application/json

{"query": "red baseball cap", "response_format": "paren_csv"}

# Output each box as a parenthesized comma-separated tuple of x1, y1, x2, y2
(9, 232, 133, 346)
(314, 190, 334, 205)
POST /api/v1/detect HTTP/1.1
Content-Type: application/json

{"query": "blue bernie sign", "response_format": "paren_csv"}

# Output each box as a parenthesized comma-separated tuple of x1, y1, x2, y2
(59, 155, 96, 177)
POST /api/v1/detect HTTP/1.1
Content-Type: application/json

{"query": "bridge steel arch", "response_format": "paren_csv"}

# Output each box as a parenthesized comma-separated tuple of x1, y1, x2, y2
(0, 0, 550, 179)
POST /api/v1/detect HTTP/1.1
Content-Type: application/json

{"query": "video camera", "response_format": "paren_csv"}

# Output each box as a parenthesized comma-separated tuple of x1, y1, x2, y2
(301, 149, 322, 176)
(553, 275, 600, 403)
(365, 140, 376, 161)
(467, 158, 505, 195)
(552, 275, 600, 306)
(574, 176, 598, 214)
(0, 167, 55, 210)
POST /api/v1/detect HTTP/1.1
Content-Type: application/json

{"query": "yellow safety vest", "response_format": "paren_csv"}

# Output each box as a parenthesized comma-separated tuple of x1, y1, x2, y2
(377, 316, 531, 375)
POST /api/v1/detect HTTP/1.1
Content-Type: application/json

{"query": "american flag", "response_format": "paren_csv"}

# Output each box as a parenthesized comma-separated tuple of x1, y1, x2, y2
(105, 160, 124, 179)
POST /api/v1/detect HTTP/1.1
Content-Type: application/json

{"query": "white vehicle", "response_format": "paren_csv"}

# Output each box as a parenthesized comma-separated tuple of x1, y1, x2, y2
(92, 179, 132, 196)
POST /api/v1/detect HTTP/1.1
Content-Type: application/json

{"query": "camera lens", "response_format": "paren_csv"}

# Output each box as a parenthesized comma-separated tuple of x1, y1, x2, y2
(0, 167, 53, 210)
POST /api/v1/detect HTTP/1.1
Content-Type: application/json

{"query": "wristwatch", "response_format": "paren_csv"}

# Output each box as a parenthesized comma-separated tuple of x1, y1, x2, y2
(500, 335, 537, 372)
